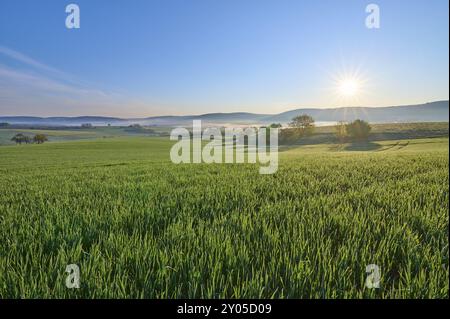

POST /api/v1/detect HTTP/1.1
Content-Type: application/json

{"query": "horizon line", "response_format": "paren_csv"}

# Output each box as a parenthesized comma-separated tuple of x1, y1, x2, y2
(0, 100, 448, 119)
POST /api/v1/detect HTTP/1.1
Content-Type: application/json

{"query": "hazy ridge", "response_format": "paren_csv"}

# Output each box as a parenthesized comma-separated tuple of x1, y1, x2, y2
(1, 100, 448, 126)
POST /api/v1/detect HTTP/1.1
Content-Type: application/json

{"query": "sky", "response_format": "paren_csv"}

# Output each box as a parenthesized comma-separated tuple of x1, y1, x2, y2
(0, 0, 448, 117)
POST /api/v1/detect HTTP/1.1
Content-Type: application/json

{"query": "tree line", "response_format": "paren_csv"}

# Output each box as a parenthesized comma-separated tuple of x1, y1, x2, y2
(274, 114, 371, 144)
(11, 133, 48, 145)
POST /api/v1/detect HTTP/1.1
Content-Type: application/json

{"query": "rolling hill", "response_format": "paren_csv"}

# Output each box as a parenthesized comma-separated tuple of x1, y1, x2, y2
(1, 100, 448, 127)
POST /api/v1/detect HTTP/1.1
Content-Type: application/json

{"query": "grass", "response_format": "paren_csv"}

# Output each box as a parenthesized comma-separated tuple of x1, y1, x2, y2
(0, 136, 448, 298)
(0, 126, 164, 145)
(286, 122, 449, 145)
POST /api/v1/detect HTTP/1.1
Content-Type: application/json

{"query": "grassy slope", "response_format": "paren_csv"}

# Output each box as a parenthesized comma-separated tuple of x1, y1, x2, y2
(291, 122, 449, 145)
(0, 126, 164, 145)
(0, 137, 448, 298)
(1, 122, 448, 145)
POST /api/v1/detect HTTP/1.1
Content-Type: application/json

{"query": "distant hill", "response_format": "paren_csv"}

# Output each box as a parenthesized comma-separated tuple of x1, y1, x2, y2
(265, 101, 449, 123)
(1, 101, 448, 126)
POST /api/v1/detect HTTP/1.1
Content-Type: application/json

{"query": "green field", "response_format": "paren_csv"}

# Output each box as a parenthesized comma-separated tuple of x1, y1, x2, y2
(0, 126, 166, 145)
(0, 135, 448, 298)
(1, 122, 447, 146)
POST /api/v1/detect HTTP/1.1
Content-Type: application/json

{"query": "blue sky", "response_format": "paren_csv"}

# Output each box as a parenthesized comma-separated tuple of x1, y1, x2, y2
(0, 0, 448, 117)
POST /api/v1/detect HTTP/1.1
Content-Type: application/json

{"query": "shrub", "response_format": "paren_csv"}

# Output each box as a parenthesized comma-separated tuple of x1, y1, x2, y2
(346, 119, 371, 140)
(335, 121, 348, 143)
(33, 134, 48, 144)
(11, 134, 32, 145)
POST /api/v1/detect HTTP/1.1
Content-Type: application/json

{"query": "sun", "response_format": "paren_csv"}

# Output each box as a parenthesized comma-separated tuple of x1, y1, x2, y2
(338, 78, 360, 97)
(326, 64, 371, 105)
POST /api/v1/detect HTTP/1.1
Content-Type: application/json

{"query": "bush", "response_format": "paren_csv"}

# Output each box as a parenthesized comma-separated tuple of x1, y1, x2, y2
(11, 133, 31, 145)
(279, 114, 315, 144)
(33, 134, 48, 144)
(346, 119, 371, 140)
(335, 121, 348, 143)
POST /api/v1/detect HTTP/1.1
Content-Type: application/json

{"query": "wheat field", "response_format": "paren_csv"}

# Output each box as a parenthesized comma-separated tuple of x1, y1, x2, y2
(0, 137, 448, 298)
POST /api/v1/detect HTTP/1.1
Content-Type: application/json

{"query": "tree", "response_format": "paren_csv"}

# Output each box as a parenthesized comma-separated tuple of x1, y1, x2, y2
(289, 114, 315, 131)
(0, 122, 10, 128)
(335, 121, 348, 143)
(269, 123, 282, 128)
(346, 119, 371, 140)
(81, 123, 92, 128)
(11, 133, 28, 145)
(33, 134, 48, 144)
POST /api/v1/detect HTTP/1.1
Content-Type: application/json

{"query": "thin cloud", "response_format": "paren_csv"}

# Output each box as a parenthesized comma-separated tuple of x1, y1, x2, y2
(0, 46, 172, 117)
(0, 45, 115, 95)
(0, 45, 68, 79)
(0, 46, 141, 116)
